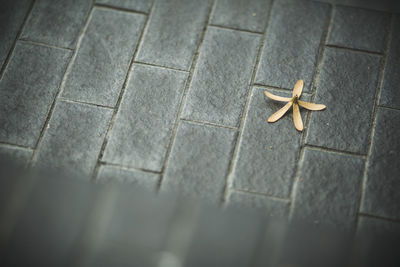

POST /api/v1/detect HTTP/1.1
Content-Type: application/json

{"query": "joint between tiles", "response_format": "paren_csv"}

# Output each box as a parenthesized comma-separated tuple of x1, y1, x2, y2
(132, 61, 189, 73)
(99, 161, 161, 175)
(180, 118, 238, 131)
(58, 97, 114, 110)
(18, 39, 73, 51)
(0, 142, 33, 151)
(94, 3, 149, 15)
(304, 144, 367, 158)
(358, 212, 400, 224)
(234, 189, 290, 203)
(325, 44, 384, 56)
(208, 24, 263, 35)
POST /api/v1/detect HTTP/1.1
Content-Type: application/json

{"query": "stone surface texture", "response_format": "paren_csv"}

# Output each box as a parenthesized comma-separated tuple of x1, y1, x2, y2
(95, 0, 152, 13)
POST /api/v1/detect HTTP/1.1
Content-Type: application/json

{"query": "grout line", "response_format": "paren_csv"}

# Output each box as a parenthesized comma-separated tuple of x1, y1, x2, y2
(94, 3, 148, 15)
(132, 61, 189, 73)
(325, 44, 384, 56)
(304, 144, 367, 158)
(208, 24, 263, 35)
(58, 97, 114, 110)
(355, 14, 394, 230)
(98, 161, 161, 175)
(288, 4, 335, 219)
(0, 142, 33, 151)
(180, 118, 238, 131)
(358, 212, 400, 224)
(18, 39, 73, 51)
(28, 0, 96, 169)
(377, 104, 400, 111)
(233, 189, 290, 202)
(221, 0, 276, 205)
(0, 0, 36, 80)
(254, 84, 313, 96)
(157, 0, 217, 191)
(91, 0, 156, 182)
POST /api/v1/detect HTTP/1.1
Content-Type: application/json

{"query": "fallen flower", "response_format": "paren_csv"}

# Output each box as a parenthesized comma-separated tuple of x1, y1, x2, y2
(264, 80, 326, 132)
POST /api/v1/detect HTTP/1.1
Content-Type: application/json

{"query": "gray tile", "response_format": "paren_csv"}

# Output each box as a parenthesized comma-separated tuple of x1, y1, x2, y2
(161, 122, 237, 203)
(96, 0, 152, 12)
(135, 0, 212, 70)
(210, 0, 272, 33)
(306, 47, 381, 154)
(380, 15, 400, 109)
(0, 0, 32, 68)
(34, 101, 113, 178)
(97, 165, 159, 191)
(103, 64, 188, 171)
(182, 27, 260, 127)
(327, 6, 390, 53)
(255, 0, 330, 92)
(21, 0, 92, 48)
(228, 191, 289, 218)
(0, 145, 32, 167)
(358, 216, 400, 235)
(232, 88, 309, 198)
(361, 108, 400, 220)
(0, 42, 71, 147)
(62, 8, 146, 107)
(292, 148, 365, 229)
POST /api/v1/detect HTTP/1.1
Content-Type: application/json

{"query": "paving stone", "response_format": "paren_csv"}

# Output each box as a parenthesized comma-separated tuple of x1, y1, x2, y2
(0, 42, 71, 147)
(0, 145, 32, 167)
(181, 27, 260, 127)
(0, 0, 32, 68)
(96, 0, 152, 13)
(306, 47, 381, 154)
(358, 216, 400, 235)
(232, 88, 309, 198)
(161, 122, 237, 203)
(291, 148, 364, 229)
(361, 108, 400, 220)
(210, 0, 272, 33)
(327, 6, 390, 53)
(103, 64, 188, 171)
(21, 0, 92, 48)
(97, 165, 159, 191)
(380, 15, 400, 109)
(62, 8, 146, 107)
(227, 191, 289, 218)
(34, 101, 113, 178)
(255, 0, 330, 92)
(135, 0, 212, 70)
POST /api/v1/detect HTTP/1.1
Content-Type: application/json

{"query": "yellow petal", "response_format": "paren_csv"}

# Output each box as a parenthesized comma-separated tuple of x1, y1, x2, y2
(264, 90, 292, 102)
(292, 80, 304, 98)
(293, 102, 303, 131)
(268, 101, 293, 122)
(298, 100, 326, 111)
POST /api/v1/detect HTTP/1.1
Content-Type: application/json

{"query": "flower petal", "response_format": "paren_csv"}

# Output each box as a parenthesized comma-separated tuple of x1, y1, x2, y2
(264, 90, 292, 102)
(268, 101, 293, 122)
(298, 100, 326, 111)
(293, 102, 303, 131)
(292, 80, 304, 98)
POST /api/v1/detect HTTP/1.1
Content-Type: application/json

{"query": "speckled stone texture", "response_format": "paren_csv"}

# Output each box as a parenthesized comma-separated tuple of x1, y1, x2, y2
(0, 42, 71, 147)
(95, 0, 152, 13)
(34, 101, 113, 178)
(306, 47, 381, 154)
(21, 0, 92, 48)
(161, 122, 237, 203)
(255, 0, 330, 92)
(102, 64, 188, 171)
(182, 27, 260, 127)
(361, 108, 400, 220)
(61, 8, 146, 107)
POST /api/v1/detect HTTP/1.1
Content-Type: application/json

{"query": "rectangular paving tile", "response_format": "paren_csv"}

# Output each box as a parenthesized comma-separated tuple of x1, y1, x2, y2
(135, 0, 212, 70)
(0, 42, 71, 147)
(306, 47, 381, 154)
(232, 87, 309, 198)
(0, 145, 32, 168)
(361, 107, 400, 220)
(380, 15, 400, 109)
(210, 0, 272, 33)
(102, 64, 188, 171)
(62, 8, 146, 107)
(227, 191, 289, 218)
(181, 27, 260, 127)
(34, 101, 113, 178)
(358, 216, 400, 235)
(21, 0, 92, 48)
(291, 148, 365, 229)
(0, 0, 32, 68)
(97, 165, 159, 191)
(161, 122, 237, 203)
(255, 0, 330, 91)
(327, 6, 390, 53)
(96, 0, 152, 12)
